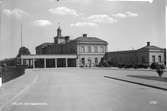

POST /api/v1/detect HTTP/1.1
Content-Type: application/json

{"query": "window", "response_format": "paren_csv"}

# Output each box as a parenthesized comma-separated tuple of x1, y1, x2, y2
(158, 56, 161, 62)
(152, 55, 155, 63)
(88, 46, 91, 53)
(81, 46, 85, 53)
(100, 46, 104, 53)
(142, 56, 145, 63)
(94, 46, 98, 53)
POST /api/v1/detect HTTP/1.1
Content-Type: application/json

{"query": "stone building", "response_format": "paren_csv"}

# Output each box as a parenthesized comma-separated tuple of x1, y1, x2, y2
(20, 26, 108, 68)
(104, 42, 166, 67)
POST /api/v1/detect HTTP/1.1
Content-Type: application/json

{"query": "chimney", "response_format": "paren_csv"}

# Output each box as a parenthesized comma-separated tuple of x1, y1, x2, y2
(83, 34, 87, 38)
(147, 42, 150, 46)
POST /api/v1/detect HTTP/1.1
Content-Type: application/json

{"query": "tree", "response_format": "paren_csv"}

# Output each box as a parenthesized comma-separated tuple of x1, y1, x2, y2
(17, 47, 31, 57)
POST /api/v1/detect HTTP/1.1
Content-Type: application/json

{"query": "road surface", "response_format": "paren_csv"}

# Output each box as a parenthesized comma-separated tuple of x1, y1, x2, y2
(1, 68, 167, 111)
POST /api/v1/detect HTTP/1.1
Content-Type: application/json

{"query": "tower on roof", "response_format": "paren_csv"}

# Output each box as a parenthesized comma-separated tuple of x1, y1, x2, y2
(57, 25, 62, 37)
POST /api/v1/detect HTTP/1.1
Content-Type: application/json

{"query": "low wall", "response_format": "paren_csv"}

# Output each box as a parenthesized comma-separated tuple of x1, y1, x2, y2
(0, 65, 26, 83)
(0, 78, 1, 87)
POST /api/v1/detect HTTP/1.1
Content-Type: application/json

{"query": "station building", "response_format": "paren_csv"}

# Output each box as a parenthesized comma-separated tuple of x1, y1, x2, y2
(20, 27, 108, 68)
(104, 42, 166, 67)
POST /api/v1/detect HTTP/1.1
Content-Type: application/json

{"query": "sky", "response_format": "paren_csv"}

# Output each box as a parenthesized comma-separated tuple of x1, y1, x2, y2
(0, 0, 166, 60)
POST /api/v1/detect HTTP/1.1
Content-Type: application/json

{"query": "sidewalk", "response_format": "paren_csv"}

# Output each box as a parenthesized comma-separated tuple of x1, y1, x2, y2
(0, 69, 38, 109)
(105, 69, 167, 90)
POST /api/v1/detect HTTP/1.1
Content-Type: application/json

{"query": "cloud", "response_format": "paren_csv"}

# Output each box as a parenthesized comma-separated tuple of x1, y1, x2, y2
(112, 11, 138, 19)
(49, 0, 55, 2)
(113, 13, 127, 18)
(70, 22, 97, 27)
(126, 11, 138, 17)
(87, 14, 117, 24)
(33, 20, 52, 27)
(49, 0, 92, 4)
(106, 0, 154, 3)
(0, 0, 4, 4)
(48, 7, 80, 16)
(2, 8, 29, 19)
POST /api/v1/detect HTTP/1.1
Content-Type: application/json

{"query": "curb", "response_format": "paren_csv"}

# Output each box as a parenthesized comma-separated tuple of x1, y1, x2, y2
(104, 76, 167, 91)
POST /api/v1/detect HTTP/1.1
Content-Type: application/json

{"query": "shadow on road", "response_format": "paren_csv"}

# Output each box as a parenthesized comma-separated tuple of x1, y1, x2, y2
(127, 75, 167, 82)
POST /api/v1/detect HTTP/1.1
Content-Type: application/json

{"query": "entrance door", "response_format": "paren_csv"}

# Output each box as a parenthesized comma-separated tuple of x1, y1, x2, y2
(68, 59, 76, 67)
(88, 59, 92, 67)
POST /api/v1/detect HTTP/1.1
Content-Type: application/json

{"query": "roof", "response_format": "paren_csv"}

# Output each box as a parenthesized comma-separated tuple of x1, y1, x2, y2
(73, 37, 108, 44)
(106, 50, 137, 54)
(138, 45, 164, 51)
(36, 36, 108, 49)
(36, 42, 54, 48)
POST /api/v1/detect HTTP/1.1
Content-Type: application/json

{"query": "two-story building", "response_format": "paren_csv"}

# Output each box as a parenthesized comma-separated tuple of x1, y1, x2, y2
(20, 26, 108, 68)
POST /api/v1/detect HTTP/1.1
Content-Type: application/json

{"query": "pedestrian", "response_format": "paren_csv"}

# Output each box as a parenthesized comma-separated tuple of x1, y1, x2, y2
(156, 67, 164, 78)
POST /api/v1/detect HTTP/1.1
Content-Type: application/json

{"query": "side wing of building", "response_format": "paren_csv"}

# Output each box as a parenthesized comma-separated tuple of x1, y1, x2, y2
(103, 42, 166, 67)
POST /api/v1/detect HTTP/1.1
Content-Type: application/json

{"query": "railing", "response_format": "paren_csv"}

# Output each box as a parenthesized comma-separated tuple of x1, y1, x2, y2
(0, 65, 26, 84)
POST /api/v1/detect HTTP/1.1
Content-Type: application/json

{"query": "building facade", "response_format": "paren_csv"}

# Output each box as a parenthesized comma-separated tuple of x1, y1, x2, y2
(20, 27, 108, 68)
(104, 42, 166, 67)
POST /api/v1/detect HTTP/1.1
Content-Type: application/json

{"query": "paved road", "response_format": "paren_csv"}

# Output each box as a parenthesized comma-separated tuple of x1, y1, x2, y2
(1, 68, 167, 111)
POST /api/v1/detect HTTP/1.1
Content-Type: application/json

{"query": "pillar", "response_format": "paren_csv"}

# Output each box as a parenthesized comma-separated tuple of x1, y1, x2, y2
(30, 59, 33, 68)
(28, 59, 31, 68)
(76, 58, 80, 67)
(44, 58, 46, 68)
(21, 59, 23, 65)
(55, 58, 57, 68)
(65, 58, 68, 67)
(33, 59, 35, 68)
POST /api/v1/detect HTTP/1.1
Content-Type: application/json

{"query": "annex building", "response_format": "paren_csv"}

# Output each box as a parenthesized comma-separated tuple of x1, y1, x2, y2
(104, 42, 166, 67)
(20, 27, 108, 68)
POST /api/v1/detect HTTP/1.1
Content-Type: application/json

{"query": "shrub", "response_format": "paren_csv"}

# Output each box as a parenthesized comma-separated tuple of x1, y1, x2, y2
(118, 64, 125, 68)
(150, 62, 159, 69)
(160, 64, 166, 69)
(124, 65, 133, 68)
(150, 63, 166, 69)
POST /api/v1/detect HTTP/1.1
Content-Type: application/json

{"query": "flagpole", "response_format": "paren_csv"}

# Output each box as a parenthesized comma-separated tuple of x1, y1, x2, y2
(21, 24, 23, 47)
